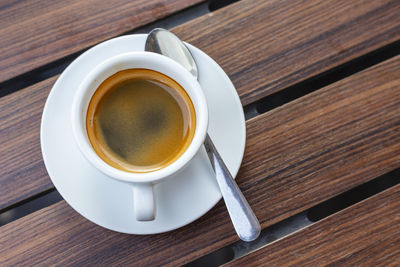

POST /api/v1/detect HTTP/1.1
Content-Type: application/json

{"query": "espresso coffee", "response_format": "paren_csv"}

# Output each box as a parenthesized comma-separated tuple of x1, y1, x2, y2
(86, 69, 196, 173)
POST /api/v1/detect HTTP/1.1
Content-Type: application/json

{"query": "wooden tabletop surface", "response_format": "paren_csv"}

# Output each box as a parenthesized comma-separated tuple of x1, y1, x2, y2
(1, 0, 399, 265)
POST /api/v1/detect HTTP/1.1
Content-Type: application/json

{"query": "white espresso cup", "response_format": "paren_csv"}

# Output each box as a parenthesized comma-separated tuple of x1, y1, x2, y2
(71, 52, 208, 221)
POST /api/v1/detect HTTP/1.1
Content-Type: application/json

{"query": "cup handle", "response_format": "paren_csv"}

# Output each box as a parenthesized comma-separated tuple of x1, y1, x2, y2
(133, 183, 155, 221)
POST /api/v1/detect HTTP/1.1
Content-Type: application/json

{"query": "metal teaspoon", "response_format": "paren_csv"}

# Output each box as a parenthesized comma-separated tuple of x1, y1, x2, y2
(145, 28, 261, 241)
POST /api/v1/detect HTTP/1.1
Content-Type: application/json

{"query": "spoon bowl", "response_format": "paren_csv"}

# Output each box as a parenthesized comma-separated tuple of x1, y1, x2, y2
(145, 28, 198, 78)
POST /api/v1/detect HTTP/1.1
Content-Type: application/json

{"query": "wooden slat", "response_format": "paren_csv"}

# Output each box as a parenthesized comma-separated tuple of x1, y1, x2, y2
(0, 0, 203, 83)
(1, 0, 399, 210)
(0, 77, 55, 210)
(225, 184, 400, 266)
(1, 54, 399, 266)
(173, 0, 400, 105)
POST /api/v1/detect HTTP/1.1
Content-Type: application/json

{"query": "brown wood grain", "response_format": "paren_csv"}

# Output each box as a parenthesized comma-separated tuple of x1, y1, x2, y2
(0, 77, 56, 210)
(0, 0, 203, 83)
(1, 55, 399, 266)
(225, 184, 400, 267)
(1, 0, 400, 210)
(173, 0, 400, 105)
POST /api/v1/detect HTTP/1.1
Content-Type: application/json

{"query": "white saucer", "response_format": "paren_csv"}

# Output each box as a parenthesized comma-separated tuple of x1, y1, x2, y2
(41, 34, 246, 234)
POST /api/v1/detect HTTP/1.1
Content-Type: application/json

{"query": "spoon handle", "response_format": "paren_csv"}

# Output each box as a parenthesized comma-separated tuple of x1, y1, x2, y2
(204, 134, 261, 241)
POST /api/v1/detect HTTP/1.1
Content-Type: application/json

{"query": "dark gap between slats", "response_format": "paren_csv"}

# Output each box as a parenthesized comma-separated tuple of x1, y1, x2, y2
(244, 40, 400, 120)
(185, 168, 400, 267)
(0, 2, 209, 98)
(186, 212, 311, 267)
(307, 168, 400, 222)
(0, 189, 62, 226)
(208, 0, 240, 11)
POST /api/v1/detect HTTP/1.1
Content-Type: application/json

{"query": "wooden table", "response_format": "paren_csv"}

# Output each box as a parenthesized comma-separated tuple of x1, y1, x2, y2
(1, 0, 399, 265)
